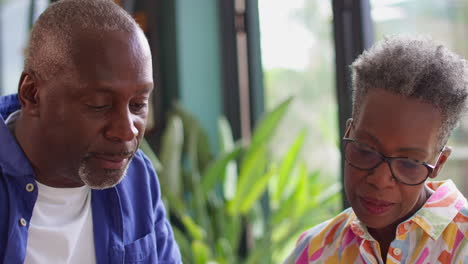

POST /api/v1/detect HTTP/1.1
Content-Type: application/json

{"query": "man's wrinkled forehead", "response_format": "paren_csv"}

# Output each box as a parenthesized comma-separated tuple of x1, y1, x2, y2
(68, 28, 152, 83)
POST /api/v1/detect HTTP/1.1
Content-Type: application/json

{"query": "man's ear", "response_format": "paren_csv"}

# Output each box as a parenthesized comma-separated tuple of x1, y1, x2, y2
(18, 71, 40, 117)
(430, 146, 452, 179)
(344, 118, 353, 137)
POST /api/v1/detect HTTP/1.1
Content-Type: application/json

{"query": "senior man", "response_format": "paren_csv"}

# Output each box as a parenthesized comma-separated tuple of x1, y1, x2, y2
(0, 0, 181, 263)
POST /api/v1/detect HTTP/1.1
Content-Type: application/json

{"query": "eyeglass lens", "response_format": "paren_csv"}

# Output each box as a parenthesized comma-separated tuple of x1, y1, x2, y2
(344, 140, 429, 185)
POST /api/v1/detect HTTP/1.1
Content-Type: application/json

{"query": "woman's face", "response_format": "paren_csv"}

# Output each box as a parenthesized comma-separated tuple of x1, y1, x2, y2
(344, 89, 450, 230)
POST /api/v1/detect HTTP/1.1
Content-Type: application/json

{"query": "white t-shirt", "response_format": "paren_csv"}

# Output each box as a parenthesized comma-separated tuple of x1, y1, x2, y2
(24, 181, 96, 264)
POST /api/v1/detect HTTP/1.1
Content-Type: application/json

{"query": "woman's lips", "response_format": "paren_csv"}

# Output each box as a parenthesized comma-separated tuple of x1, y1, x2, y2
(360, 196, 395, 215)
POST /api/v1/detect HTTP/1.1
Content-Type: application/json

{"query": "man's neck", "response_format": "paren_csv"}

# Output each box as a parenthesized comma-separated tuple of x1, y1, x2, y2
(14, 115, 85, 188)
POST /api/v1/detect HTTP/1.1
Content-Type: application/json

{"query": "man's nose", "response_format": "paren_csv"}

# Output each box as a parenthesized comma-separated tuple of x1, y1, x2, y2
(365, 160, 396, 189)
(104, 107, 138, 142)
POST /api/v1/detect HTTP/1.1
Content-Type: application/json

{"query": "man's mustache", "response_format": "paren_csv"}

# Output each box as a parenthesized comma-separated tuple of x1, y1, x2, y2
(85, 149, 137, 159)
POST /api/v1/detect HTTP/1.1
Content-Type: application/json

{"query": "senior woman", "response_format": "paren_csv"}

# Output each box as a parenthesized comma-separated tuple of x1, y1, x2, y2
(284, 36, 468, 263)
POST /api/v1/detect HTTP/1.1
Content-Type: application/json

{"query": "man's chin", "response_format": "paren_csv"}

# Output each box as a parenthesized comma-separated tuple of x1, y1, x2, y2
(78, 164, 129, 190)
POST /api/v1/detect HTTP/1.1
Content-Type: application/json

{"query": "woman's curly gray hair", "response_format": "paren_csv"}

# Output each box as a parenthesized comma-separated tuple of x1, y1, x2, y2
(351, 35, 468, 150)
(24, 0, 140, 80)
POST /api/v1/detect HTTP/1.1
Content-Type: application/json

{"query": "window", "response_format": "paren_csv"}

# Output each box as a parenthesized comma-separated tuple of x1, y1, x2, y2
(0, 0, 47, 95)
(259, 0, 339, 186)
(258, 2, 341, 259)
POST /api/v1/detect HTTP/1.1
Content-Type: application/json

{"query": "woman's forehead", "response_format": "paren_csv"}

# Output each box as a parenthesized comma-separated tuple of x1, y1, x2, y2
(354, 89, 442, 156)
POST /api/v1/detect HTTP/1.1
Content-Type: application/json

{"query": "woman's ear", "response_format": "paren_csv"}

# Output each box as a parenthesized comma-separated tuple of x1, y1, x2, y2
(430, 146, 452, 179)
(18, 71, 40, 117)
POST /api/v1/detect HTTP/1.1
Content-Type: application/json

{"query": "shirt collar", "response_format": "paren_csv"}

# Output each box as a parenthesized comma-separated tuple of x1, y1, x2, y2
(346, 208, 376, 241)
(5, 109, 21, 133)
(349, 180, 466, 241)
(0, 95, 34, 177)
(350, 217, 375, 241)
(411, 180, 467, 240)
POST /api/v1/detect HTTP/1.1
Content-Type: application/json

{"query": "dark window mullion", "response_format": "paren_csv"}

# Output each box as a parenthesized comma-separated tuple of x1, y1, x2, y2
(332, 0, 374, 209)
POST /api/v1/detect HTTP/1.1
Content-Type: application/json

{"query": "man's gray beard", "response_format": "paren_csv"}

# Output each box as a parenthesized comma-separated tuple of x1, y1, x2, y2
(78, 160, 130, 190)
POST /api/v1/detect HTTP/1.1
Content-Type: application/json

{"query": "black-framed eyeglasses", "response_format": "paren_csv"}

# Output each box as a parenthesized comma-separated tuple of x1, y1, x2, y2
(342, 138, 440, 186)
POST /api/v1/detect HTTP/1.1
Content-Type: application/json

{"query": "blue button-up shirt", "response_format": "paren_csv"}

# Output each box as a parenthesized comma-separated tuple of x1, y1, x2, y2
(0, 94, 182, 263)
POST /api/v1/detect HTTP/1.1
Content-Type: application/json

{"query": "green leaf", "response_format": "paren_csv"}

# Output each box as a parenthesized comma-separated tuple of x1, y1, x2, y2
(139, 138, 163, 174)
(247, 97, 292, 159)
(239, 166, 276, 213)
(315, 182, 342, 205)
(206, 192, 226, 249)
(218, 117, 239, 201)
(292, 163, 309, 218)
(186, 122, 201, 176)
(181, 214, 206, 241)
(197, 128, 214, 171)
(156, 97, 343, 263)
(201, 144, 242, 193)
(192, 240, 211, 264)
(161, 187, 187, 214)
(306, 170, 322, 207)
(230, 145, 268, 214)
(172, 226, 193, 264)
(223, 160, 239, 202)
(273, 130, 307, 202)
(218, 116, 235, 151)
(215, 238, 235, 263)
(159, 114, 184, 198)
(178, 115, 211, 236)
(233, 98, 292, 216)
(172, 102, 213, 171)
(271, 163, 308, 225)
(191, 179, 213, 243)
(222, 209, 241, 253)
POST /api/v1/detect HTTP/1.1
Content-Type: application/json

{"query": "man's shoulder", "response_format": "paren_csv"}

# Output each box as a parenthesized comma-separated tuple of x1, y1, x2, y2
(111, 149, 161, 215)
(126, 149, 157, 174)
(116, 149, 160, 196)
(0, 94, 21, 121)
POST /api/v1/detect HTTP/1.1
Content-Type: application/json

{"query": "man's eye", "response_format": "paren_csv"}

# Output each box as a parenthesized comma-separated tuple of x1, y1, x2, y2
(87, 104, 110, 111)
(130, 102, 147, 112)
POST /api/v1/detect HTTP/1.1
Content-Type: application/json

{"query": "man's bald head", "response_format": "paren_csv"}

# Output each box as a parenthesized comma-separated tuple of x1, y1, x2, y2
(25, 0, 143, 80)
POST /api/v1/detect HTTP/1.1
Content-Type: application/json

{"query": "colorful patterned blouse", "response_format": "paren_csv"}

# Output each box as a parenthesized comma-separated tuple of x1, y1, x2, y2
(284, 180, 468, 264)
